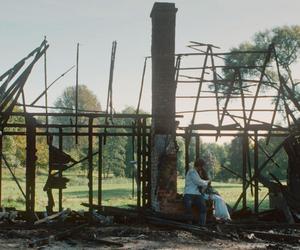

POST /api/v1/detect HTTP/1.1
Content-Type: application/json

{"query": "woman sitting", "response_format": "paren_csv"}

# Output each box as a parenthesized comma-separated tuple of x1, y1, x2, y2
(196, 158, 231, 221)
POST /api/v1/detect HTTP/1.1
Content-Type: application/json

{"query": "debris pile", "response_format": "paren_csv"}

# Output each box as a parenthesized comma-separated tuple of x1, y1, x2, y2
(0, 204, 300, 249)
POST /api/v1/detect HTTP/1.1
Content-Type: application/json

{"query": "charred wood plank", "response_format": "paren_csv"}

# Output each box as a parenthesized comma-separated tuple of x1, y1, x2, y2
(147, 216, 230, 240)
(34, 208, 71, 225)
(28, 223, 88, 248)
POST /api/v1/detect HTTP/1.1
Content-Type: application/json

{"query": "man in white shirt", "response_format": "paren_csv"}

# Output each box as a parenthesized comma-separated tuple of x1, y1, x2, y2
(184, 158, 210, 225)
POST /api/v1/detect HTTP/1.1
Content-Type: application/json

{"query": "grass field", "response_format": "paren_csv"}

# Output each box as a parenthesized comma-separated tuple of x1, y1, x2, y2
(0, 168, 270, 212)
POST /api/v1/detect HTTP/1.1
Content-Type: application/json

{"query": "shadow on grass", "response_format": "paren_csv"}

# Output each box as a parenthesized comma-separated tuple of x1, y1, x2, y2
(213, 185, 241, 189)
(64, 188, 132, 199)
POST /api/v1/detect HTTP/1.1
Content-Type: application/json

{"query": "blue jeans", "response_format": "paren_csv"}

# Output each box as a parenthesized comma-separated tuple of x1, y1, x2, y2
(184, 194, 207, 225)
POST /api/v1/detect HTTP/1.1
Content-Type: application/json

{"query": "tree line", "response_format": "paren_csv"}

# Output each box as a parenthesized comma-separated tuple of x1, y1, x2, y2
(2, 84, 289, 182)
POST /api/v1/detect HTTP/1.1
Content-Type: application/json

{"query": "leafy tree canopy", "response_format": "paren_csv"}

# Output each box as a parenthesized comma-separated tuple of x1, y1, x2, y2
(54, 84, 101, 114)
(224, 25, 300, 80)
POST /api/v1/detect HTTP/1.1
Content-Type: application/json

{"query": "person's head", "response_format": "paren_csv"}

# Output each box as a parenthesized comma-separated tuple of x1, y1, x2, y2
(194, 158, 205, 171)
(194, 158, 209, 180)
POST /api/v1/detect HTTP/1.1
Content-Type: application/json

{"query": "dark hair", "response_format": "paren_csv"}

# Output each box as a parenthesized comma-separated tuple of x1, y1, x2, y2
(194, 158, 205, 168)
(194, 158, 209, 180)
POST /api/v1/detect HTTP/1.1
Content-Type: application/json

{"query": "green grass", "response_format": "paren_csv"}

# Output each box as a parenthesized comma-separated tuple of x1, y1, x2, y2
(0, 169, 270, 211)
(177, 177, 269, 210)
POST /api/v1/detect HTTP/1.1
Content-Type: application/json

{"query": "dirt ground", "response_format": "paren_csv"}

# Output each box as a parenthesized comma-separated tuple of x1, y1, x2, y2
(0, 224, 299, 250)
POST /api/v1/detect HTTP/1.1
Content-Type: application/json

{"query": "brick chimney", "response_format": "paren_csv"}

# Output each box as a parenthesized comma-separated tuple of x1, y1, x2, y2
(150, 2, 178, 212)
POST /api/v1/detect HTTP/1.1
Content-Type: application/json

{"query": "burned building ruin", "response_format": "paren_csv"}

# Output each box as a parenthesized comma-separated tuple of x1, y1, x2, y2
(0, 2, 300, 225)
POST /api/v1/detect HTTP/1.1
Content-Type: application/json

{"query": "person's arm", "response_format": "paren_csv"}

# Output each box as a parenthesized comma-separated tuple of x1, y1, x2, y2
(190, 170, 209, 188)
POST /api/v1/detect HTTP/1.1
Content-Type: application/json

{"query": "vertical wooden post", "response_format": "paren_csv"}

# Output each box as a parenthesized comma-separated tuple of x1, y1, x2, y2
(58, 128, 63, 211)
(254, 131, 259, 213)
(75, 43, 79, 145)
(0, 135, 2, 207)
(131, 134, 135, 198)
(137, 119, 141, 208)
(26, 116, 37, 221)
(47, 136, 54, 214)
(242, 134, 247, 209)
(147, 133, 152, 207)
(142, 118, 147, 207)
(196, 135, 200, 159)
(185, 133, 189, 174)
(98, 135, 102, 208)
(44, 41, 49, 140)
(88, 117, 93, 215)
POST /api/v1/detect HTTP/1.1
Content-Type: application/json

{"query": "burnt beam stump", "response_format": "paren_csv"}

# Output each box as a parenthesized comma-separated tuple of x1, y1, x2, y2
(26, 116, 37, 221)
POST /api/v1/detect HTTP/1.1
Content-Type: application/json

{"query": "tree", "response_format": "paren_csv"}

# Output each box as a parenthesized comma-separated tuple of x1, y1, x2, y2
(102, 133, 127, 177)
(176, 137, 185, 176)
(121, 106, 149, 178)
(217, 26, 300, 181)
(257, 137, 288, 180)
(227, 137, 244, 179)
(2, 107, 26, 173)
(54, 85, 101, 113)
(201, 143, 227, 180)
(175, 136, 229, 179)
(254, 26, 300, 69)
(219, 25, 300, 117)
(52, 85, 102, 160)
(224, 26, 300, 78)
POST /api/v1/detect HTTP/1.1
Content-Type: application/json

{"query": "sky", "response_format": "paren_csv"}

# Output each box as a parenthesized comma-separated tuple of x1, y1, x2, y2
(1, 0, 300, 133)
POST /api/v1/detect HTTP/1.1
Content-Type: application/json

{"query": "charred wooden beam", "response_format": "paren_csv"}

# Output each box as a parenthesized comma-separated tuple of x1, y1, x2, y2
(98, 136, 103, 208)
(88, 117, 94, 216)
(28, 223, 88, 248)
(0, 135, 2, 207)
(25, 116, 37, 221)
(58, 128, 63, 211)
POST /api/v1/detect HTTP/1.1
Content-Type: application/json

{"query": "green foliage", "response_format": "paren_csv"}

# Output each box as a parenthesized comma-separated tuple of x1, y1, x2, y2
(175, 135, 288, 182)
(227, 137, 244, 177)
(3, 136, 22, 171)
(2, 107, 26, 171)
(225, 25, 300, 73)
(206, 25, 299, 181)
(121, 106, 149, 178)
(176, 137, 185, 176)
(201, 143, 226, 179)
(254, 26, 300, 68)
(257, 137, 288, 179)
(221, 25, 300, 99)
(224, 42, 266, 80)
(176, 137, 229, 180)
(102, 132, 127, 177)
(54, 84, 101, 113)
(52, 84, 101, 153)
(121, 106, 137, 178)
(51, 84, 102, 173)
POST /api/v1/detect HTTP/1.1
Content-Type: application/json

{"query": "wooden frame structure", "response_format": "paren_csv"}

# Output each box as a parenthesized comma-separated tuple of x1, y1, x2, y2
(0, 36, 299, 219)
(173, 42, 300, 213)
(0, 112, 151, 219)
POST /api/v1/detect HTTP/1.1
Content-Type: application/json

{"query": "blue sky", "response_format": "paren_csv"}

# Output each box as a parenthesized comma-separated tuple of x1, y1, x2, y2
(1, 0, 300, 115)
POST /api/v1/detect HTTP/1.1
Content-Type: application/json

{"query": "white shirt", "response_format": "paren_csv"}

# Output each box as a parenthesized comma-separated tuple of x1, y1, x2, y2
(184, 167, 209, 195)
